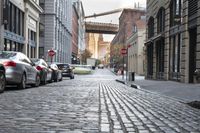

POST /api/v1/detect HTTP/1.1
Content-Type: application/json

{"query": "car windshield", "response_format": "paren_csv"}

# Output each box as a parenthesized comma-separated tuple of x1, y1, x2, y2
(0, 52, 17, 59)
(57, 64, 69, 69)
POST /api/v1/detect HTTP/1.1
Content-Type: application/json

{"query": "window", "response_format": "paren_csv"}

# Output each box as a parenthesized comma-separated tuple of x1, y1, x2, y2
(39, 47, 44, 58)
(169, 34, 181, 80)
(188, 0, 198, 17)
(39, 24, 45, 37)
(39, 0, 45, 10)
(148, 17, 154, 38)
(133, 25, 137, 33)
(157, 8, 165, 33)
(21, 12, 24, 37)
(170, 0, 181, 27)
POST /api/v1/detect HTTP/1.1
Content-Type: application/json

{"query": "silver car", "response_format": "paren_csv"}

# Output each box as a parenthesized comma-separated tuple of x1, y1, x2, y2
(0, 51, 40, 89)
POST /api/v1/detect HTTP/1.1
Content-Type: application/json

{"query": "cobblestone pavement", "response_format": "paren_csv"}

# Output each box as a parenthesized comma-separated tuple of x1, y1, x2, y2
(99, 81, 200, 133)
(0, 77, 100, 133)
(0, 69, 200, 133)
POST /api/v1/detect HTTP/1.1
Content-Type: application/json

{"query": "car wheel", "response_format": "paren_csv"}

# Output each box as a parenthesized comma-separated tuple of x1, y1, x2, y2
(59, 76, 63, 81)
(18, 73, 26, 89)
(54, 74, 59, 82)
(33, 74, 40, 87)
(42, 74, 47, 85)
(0, 71, 6, 93)
(70, 75, 74, 79)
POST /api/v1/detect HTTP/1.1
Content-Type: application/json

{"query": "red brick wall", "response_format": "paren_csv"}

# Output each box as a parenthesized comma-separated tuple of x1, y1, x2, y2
(72, 6, 79, 56)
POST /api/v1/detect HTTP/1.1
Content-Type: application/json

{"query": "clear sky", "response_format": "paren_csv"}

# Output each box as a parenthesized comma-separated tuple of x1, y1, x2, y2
(81, 0, 146, 41)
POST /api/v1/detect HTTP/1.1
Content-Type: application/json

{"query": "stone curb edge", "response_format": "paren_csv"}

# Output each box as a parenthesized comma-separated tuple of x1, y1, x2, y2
(115, 79, 188, 104)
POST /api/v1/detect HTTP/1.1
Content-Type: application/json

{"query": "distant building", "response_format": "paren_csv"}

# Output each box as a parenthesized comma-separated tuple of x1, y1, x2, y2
(110, 8, 146, 69)
(72, 0, 86, 64)
(98, 35, 110, 64)
(1, 0, 43, 58)
(126, 18, 146, 76)
(86, 33, 99, 59)
(86, 33, 110, 63)
(39, 0, 72, 63)
(146, 0, 200, 83)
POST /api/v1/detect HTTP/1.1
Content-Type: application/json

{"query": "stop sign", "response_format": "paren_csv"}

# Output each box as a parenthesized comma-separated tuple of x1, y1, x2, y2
(48, 49, 56, 57)
(121, 48, 127, 55)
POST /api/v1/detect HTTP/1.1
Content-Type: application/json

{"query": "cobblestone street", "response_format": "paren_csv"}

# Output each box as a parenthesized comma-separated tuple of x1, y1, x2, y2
(0, 69, 200, 133)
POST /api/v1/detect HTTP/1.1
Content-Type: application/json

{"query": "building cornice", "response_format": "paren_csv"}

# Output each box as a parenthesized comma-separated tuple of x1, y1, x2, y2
(24, 0, 43, 13)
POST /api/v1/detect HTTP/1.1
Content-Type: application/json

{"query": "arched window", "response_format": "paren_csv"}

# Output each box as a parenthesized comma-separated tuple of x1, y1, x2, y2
(157, 8, 165, 33)
(170, 0, 181, 27)
(148, 17, 154, 38)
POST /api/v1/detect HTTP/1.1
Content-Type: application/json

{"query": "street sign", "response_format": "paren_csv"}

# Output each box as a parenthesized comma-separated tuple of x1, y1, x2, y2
(48, 49, 56, 57)
(121, 48, 127, 55)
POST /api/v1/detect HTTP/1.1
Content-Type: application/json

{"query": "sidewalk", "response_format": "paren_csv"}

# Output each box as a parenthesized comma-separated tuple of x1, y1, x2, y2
(114, 72, 200, 103)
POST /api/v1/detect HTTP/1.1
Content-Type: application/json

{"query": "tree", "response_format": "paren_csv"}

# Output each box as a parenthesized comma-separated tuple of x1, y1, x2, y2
(81, 49, 93, 64)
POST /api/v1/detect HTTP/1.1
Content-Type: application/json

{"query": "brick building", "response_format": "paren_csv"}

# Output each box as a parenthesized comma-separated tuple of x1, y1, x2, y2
(110, 8, 146, 69)
(145, 0, 200, 83)
(72, 2, 79, 64)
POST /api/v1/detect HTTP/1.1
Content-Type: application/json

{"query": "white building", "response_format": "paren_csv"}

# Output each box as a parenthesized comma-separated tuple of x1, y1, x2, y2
(39, 0, 73, 63)
(126, 19, 146, 76)
(1, 0, 43, 58)
(73, 0, 86, 63)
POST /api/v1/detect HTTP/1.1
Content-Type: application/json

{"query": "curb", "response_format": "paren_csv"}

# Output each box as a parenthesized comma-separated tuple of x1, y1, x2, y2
(115, 79, 140, 89)
(115, 79, 186, 103)
(115, 79, 200, 110)
(115, 79, 126, 84)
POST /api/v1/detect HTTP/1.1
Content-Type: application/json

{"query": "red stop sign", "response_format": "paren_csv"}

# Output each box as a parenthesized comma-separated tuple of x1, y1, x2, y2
(121, 48, 127, 55)
(48, 49, 56, 57)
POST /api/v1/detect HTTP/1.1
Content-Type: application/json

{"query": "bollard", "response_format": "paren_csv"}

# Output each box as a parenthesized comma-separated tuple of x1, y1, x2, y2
(129, 72, 135, 81)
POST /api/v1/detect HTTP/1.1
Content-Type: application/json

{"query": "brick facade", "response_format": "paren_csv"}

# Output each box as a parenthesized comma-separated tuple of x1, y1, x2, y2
(72, 4, 79, 64)
(110, 9, 145, 69)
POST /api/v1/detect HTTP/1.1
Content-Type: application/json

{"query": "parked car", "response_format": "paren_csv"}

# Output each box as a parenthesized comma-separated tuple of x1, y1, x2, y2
(98, 64, 104, 69)
(56, 63, 74, 79)
(49, 63, 62, 82)
(0, 64, 6, 93)
(31, 58, 53, 85)
(0, 51, 40, 89)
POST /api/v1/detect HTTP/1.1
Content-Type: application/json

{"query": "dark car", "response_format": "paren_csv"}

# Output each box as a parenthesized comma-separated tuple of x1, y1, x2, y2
(31, 58, 53, 85)
(49, 63, 62, 82)
(56, 63, 74, 79)
(0, 64, 6, 93)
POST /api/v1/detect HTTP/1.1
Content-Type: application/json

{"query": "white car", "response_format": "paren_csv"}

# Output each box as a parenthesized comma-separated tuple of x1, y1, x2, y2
(0, 51, 40, 89)
(98, 64, 104, 69)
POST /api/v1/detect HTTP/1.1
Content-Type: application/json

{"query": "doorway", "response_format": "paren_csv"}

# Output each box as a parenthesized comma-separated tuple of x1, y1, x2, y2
(189, 28, 197, 83)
